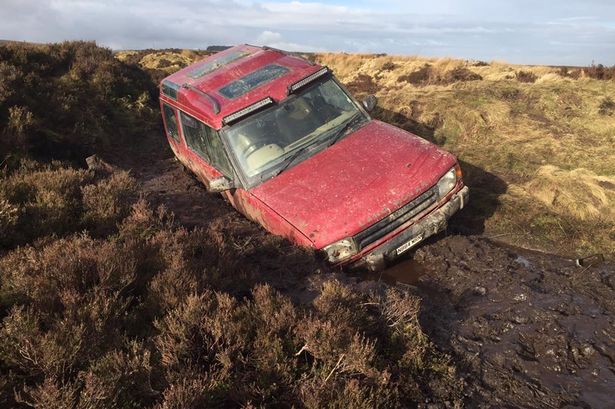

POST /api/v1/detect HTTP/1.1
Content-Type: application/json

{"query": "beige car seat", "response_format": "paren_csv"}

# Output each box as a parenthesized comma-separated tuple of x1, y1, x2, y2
(245, 144, 284, 172)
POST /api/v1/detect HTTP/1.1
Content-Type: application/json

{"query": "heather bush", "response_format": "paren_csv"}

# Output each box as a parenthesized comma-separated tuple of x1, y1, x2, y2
(0, 161, 137, 248)
(398, 64, 482, 86)
(81, 170, 137, 235)
(0, 41, 157, 165)
(515, 70, 538, 83)
(0, 201, 462, 408)
(0, 161, 92, 246)
(583, 63, 615, 80)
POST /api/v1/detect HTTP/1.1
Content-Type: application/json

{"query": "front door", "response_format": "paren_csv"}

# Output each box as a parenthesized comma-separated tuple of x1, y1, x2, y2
(178, 111, 234, 188)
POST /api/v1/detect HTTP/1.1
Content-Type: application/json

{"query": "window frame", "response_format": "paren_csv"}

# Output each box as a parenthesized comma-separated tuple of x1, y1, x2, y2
(177, 109, 234, 179)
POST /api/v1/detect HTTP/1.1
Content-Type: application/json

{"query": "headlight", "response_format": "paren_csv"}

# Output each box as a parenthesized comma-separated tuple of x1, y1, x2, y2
(323, 238, 358, 263)
(437, 167, 457, 198)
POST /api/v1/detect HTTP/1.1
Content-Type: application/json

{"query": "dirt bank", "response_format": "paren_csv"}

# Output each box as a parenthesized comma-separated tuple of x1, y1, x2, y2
(116, 137, 614, 408)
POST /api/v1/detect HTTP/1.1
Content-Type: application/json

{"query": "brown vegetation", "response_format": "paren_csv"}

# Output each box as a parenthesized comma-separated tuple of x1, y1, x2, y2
(0, 41, 157, 166)
(0, 199, 461, 407)
(583, 63, 615, 81)
(0, 161, 136, 248)
(2, 41, 613, 407)
(399, 64, 482, 86)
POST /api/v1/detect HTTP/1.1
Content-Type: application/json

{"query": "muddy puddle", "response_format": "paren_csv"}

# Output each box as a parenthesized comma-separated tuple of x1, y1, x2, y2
(345, 237, 615, 408)
(358, 257, 430, 286)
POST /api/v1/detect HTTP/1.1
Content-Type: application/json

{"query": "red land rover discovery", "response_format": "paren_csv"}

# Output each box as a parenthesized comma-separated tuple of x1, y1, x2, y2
(159, 45, 469, 271)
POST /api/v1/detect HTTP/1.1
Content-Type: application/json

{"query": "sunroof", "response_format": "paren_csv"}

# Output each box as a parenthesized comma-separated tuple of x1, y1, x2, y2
(218, 64, 290, 99)
(188, 50, 251, 79)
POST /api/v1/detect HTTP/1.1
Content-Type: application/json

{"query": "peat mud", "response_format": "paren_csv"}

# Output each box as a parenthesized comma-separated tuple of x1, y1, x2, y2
(408, 236, 615, 408)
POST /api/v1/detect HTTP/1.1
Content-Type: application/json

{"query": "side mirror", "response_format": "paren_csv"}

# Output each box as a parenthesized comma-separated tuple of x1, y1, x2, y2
(362, 95, 377, 112)
(208, 176, 234, 192)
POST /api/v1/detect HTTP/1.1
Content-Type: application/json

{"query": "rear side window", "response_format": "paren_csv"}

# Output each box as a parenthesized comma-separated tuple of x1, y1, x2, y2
(219, 64, 289, 99)
(179, 112, 233, 176)
(162, 103, 179, 142)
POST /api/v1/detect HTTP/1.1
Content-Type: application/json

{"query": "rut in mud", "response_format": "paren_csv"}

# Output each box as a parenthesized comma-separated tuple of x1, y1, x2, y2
(121, 138, 615, 408)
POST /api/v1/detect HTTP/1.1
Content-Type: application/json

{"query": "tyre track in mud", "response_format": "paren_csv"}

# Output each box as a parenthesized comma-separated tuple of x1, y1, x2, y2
(123, 142, 615, 408)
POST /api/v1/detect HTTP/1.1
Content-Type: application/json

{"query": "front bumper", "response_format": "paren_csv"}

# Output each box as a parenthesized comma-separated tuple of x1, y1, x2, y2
(351, 186, 469, 271)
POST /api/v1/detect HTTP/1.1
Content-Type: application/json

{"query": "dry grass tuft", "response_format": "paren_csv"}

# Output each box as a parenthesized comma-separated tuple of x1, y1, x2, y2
(524, 165, 615, 221)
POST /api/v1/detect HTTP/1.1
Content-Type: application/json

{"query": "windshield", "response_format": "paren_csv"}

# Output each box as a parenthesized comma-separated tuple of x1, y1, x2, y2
(223, 78, 366, 186)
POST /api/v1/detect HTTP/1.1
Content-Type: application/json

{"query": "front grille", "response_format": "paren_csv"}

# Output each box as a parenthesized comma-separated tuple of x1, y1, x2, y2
(354, 186, 438, 250)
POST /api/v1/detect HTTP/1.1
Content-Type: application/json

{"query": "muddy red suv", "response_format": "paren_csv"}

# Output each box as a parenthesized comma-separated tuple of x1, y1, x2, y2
(159, 45, 468, 270)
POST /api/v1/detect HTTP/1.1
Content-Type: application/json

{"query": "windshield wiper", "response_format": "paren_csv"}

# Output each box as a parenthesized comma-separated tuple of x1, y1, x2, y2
(271, 143, 314, 178)
(326, 113, 364, 148)
(269, 113, 365, 179)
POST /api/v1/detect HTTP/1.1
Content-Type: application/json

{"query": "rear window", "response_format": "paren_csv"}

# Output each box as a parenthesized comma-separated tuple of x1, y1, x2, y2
(218, 64, 289, 99)
(188, 50, 251, 79)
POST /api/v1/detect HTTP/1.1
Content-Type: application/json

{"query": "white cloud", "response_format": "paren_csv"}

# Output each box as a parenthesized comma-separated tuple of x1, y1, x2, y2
(256, 30, 283, 44)
(0, 0, 613, 65)
(255, 30, 325, 52)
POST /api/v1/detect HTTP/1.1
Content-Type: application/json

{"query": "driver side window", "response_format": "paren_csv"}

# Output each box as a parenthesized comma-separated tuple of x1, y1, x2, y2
(180, 112, 210, 161)
(179, 112, 233, 177)
(206, 131, 233, 177)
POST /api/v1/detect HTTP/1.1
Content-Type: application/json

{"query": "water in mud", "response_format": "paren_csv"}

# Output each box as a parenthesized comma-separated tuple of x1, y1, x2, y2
(362, 257, 429, 286)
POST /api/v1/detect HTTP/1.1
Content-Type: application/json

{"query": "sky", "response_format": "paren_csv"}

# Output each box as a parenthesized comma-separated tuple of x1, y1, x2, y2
(1, 0, 614, 65)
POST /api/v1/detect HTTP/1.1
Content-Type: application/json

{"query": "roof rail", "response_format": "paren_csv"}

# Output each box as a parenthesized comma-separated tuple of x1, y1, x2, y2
(181, 83, 221, 114)
(261, 45, 289, 54)
(248, 44, 315, 65)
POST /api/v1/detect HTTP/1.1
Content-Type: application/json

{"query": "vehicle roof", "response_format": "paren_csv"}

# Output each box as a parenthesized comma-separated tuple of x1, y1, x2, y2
(160, 44, 323, 129)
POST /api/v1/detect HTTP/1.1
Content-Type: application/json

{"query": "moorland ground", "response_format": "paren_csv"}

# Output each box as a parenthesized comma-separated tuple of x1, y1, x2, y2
(0, 42, 613, 408)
